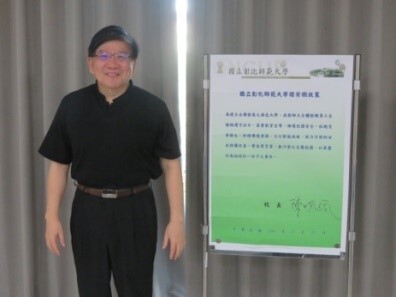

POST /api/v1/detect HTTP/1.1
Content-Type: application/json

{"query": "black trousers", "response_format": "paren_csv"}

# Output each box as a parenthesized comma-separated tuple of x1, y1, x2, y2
(70, 188, 157, 297)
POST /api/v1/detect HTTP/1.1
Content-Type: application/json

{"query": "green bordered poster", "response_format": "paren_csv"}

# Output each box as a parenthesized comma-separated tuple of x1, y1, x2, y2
(207, 55, 355, 257)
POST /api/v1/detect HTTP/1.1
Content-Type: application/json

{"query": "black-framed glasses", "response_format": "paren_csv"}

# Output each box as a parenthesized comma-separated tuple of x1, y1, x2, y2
(93, 51, 132, 62)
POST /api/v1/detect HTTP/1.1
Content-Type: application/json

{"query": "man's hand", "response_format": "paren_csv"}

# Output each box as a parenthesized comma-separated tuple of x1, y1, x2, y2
(45, 217, 65, 256)
(44, 161, 69, 256)
(162, 220, 186, 260)
(160, 157, 185, 260)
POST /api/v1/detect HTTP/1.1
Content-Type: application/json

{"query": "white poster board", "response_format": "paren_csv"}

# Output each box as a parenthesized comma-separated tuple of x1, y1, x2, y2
(207, 55, 355, 257)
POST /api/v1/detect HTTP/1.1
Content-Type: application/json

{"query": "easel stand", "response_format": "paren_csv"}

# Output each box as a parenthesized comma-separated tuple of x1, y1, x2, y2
(347, 54, 361, 297)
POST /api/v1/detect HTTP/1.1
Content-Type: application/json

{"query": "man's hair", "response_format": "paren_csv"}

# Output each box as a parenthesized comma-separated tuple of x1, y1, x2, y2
(88, 25, 139, 59)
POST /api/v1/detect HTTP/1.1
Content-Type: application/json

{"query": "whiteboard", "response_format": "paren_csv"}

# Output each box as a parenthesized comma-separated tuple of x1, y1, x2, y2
(206, 55, 355, 258)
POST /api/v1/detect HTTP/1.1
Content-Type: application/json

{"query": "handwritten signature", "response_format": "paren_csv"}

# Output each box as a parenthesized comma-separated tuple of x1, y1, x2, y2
(290, 197, 340, 220)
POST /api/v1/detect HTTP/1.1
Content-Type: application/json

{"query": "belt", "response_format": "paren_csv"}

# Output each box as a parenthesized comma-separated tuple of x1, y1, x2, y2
(75, 181, 150, 199)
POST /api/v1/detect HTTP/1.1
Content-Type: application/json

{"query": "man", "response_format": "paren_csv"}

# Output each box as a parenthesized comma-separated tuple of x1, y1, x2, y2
(39, 25, 185, 297)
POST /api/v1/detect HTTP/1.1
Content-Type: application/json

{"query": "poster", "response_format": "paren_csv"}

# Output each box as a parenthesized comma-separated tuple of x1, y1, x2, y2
(208, 55, 354, 256)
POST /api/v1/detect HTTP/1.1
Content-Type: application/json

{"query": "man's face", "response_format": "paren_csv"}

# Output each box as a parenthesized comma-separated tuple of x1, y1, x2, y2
(88, 40, 135, 95)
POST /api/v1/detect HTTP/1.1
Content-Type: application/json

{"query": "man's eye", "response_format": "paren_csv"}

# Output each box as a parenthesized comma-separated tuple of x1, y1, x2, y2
(99, 53, 110, 60)
(116, 53, 130, 60)
(95, 52, 131, 62)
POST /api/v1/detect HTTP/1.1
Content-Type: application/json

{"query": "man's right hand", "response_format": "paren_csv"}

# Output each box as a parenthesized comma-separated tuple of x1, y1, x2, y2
(44, 161, 69, 256)
(45, 217, 65, 256)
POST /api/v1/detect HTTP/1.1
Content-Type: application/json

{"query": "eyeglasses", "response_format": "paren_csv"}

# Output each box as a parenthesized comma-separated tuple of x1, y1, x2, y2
(93, 51, 132, 62)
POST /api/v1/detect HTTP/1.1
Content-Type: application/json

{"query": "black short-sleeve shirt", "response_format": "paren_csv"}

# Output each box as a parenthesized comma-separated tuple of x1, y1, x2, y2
(39, 81, 181, 188)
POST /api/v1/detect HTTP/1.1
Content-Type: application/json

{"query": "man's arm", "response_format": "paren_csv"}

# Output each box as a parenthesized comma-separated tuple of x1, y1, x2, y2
(44, 161, 70, 256)
(160, 157, 186, 260)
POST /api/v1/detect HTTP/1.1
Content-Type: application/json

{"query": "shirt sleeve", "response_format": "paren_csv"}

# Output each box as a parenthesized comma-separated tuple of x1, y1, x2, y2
(154, 101, 181, 159)
(38, 98, 72, 164)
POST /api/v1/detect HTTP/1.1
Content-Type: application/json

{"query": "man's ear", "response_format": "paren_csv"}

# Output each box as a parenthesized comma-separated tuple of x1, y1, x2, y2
(131, 60, 137, 74)
(87, 57, 94, 75)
